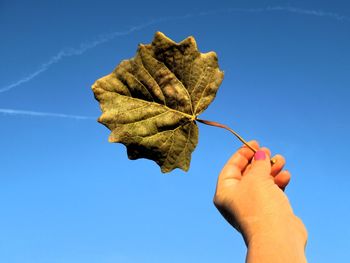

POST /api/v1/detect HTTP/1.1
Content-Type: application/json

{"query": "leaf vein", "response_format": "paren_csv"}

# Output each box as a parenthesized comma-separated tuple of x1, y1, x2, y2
(171, 123, 192, 168)
(122, 110, 170, 126)
(139, 55, 167, 107)
(128, 73, 155, 102)
(194, 68, 215, 114)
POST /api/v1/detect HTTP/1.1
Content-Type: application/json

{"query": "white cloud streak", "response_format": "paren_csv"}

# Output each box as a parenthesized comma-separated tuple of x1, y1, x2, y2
(0, 18, 164, 93)
(1, 6, 348, 94)
(266, 6, 350, 21)
(0, 108, 95, 120)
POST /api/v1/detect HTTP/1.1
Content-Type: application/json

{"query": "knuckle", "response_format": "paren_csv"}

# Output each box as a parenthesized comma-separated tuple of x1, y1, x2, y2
(275, 154, 285, 163)
(213, 195, 219, 206)
(213, 193, 224, 208)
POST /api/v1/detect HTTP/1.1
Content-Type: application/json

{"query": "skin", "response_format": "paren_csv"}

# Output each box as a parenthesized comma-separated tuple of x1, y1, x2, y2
(214, 141, 308, 263)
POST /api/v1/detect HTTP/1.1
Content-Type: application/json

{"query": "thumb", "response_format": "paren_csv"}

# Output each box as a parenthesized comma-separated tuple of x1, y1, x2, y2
(248, 150, 272, 178)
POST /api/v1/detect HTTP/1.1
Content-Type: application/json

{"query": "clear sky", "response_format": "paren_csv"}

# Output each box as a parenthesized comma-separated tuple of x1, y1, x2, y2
(1, 0, 349, 262)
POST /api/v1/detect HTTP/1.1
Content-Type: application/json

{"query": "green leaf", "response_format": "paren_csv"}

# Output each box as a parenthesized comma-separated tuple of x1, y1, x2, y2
(92, 32, 224, 173)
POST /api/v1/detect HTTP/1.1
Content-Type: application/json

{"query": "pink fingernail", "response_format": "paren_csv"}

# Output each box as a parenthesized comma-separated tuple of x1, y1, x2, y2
(254, 150, 266, 161)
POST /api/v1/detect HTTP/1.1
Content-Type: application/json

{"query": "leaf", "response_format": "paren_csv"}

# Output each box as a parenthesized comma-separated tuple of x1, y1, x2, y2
(92, 32, 224, 173)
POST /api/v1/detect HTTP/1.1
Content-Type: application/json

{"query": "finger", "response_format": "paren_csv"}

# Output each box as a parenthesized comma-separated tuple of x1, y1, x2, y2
(218, 140, 259, 183)
(260, 147, 271, 157)
(274, 170, 291, 190)
(243, 146, 270, 176)
(241, 140, 260, 158)
(225, 140, 259, 171)
(260, 147, 279, 166)
(270, 154, 286, 177)
(246, 150, 272, 178)
(238, 140, 260, 163)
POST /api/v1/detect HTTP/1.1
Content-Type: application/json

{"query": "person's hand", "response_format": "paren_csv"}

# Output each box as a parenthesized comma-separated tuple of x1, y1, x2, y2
(213, 141, 307, 262)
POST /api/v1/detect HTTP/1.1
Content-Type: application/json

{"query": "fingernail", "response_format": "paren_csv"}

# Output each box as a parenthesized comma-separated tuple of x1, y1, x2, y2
(254, 150, 266, 161)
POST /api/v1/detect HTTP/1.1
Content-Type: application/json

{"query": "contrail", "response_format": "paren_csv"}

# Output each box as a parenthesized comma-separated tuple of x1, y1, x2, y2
(1, 6, 348, 93)
(0, 18, 165, 93)
(266, 6, 350, 21)
(0, 108, 95, 120)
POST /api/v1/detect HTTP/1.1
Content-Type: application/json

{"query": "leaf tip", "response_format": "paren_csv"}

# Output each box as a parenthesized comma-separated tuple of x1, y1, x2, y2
(160, 166, 189, 174)
(160, 167, 170, 173)
(154, 31, 165, 38)
(108, 133, 118, 143)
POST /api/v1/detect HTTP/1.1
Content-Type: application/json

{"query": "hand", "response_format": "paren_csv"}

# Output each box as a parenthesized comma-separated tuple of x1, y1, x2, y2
(213, 141, 307, 262)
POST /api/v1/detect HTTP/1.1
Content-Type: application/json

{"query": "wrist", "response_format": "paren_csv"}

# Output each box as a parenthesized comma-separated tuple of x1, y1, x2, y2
(242, 212, 308, 247)
(244, 214, 308, 263)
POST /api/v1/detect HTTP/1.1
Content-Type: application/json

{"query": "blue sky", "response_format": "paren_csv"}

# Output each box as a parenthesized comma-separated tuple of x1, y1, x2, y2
(1, 0, 349, 262)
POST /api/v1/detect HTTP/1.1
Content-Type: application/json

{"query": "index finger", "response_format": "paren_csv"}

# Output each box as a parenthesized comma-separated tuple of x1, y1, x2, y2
(218, 140, 259, 183)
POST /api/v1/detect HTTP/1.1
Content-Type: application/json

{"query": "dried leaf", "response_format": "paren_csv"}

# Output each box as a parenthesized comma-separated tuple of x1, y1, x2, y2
(92, 32, 224, 173)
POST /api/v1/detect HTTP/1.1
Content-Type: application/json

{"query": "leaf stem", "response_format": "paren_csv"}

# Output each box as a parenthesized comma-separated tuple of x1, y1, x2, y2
(196, 118, 257, 153)
(196, 118, 276, 164)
